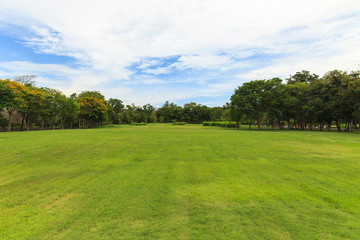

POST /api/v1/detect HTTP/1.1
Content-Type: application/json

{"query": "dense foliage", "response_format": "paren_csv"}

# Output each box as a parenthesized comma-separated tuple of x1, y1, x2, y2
(203, 121, 237, 128)
(1, 69, 359, 132)
(230, 70, 360, 131)
(0, 77, 229, 131)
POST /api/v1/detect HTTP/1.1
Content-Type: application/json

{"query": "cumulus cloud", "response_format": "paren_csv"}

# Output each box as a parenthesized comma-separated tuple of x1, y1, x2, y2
(0, 0, 359, 105)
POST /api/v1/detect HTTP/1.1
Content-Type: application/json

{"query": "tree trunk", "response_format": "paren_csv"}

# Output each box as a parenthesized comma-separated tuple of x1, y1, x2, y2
(299, 119, 304, 130)
(336, 119, 341, 132)
(277, 118, 282, 130)
(26, 113, 31, 131)
(41, 118, 45, 130)
(53, 116, 56, 129)
(236, 121, 239, 130)
(257, 118, 261, 131)
(7, 112, 13, 132)
(349, 121, 353, 131)
(20, 114, 25, 131)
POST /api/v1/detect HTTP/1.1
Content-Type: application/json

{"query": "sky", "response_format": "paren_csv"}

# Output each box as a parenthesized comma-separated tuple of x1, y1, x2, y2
(0, 0, 359, 107)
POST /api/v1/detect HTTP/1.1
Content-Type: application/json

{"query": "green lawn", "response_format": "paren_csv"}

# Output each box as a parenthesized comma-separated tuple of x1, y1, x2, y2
(1, 124, 360, 239)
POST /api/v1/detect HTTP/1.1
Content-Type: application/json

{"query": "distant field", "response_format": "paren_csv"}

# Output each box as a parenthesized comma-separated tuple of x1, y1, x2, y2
(1, 124, 360, 239)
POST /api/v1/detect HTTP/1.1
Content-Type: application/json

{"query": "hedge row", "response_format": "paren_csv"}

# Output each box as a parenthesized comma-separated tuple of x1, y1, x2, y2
(173, 122, 187, 125)
(202, 121, 237, 128)
(130, 122, 147, 126)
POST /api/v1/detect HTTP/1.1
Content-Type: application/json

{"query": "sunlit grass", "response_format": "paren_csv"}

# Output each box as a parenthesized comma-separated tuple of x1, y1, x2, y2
(1, 124, 360, 239)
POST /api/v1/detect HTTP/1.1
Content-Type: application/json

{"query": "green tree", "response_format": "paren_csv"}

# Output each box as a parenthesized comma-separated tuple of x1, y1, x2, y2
(287, 70, 319, 84)
(0, 79, 28, 131)
(321, 70, 351, 131)
(286, 82, 311, 130)
(42, 88, 66, 129)
(0, 79, 12, 109)
(18, 86, 44, 131)
(59, 97, 80, 129)
(107, 98, 124, 124)
(78, 97, 108, 127)
(77, 91, 107, 127)
(231, 78, 283, 130)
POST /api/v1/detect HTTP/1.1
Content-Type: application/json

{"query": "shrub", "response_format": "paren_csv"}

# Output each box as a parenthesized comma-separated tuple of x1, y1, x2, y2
(130, 122, 147, 126)
(202, 121, 211, 126)
(202, 121, 237, 128)
(173, 122, 186, 125)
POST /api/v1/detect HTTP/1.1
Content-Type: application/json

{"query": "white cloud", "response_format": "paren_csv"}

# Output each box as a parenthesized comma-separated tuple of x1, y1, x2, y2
(137, 59, 161, 70)
(0, 0, 359, 105)
(143, 67, 171, 75)
(171, 54, 233, 71)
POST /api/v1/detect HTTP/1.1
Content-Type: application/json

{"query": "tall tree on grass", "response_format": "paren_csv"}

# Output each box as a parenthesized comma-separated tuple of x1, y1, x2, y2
(231, 78, 284, 130)
(107, 98, 124, 124)
(42, 88, 66, 129)
(339, 71, 360, 130)
(286, 82, 311, 130)
(20, 86, 44, 131)
(77, 91, 108, 127)
(0, 79, 28, 131)
(59, 97, 80, 129)
(265, 80, 288, 129)
(157, 101, 184, 123)
(230, 93, 246, 129)
(108, 98, 124, 114)
(142, 104, 155, 123)
(321, 70, 350, 131)
(38, 89, 53, 130)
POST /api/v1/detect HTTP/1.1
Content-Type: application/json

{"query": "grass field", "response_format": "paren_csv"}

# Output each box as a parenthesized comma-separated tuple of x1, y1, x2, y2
(1, 124, 360, 239)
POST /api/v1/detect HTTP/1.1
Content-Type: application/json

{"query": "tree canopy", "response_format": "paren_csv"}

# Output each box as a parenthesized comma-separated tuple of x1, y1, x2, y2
(1, 68, 360, 132)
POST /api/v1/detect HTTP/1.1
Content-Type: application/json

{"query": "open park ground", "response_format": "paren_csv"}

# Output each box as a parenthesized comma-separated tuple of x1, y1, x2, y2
(1, 124, 360, 239)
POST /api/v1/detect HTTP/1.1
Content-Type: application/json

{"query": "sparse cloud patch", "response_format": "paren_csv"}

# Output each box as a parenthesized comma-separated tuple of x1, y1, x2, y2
(0, 0, 359, 106)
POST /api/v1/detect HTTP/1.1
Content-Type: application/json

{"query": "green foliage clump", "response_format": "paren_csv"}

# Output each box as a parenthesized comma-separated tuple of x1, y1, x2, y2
(130, 122, 147, 126)
(173, 122, 187, 125)
(97, 124, 119, 128)
(203, 121, 237, 128)
(0, 114, 8, 130)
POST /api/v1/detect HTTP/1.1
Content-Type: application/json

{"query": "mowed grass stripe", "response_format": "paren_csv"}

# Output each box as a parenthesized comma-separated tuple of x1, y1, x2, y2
(0, 124, 360, 239)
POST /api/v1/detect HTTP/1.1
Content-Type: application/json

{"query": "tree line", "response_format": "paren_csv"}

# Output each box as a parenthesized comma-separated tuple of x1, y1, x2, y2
(0, 76, 229, 131)
(1, 69, 359, 132)
(230, 70, 360, 131)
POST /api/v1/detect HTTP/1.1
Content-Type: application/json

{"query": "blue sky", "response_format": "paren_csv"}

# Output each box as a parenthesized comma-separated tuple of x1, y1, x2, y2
(0, 0, 359, 107)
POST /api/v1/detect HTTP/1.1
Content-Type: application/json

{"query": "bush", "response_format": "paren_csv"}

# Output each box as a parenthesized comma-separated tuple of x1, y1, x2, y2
(202, 121, 211, 126)
(173, 122, 186, 125)
(130, 122, 147, 126)
(97, 124, 119, 128)
(202, 121, 237, 128)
